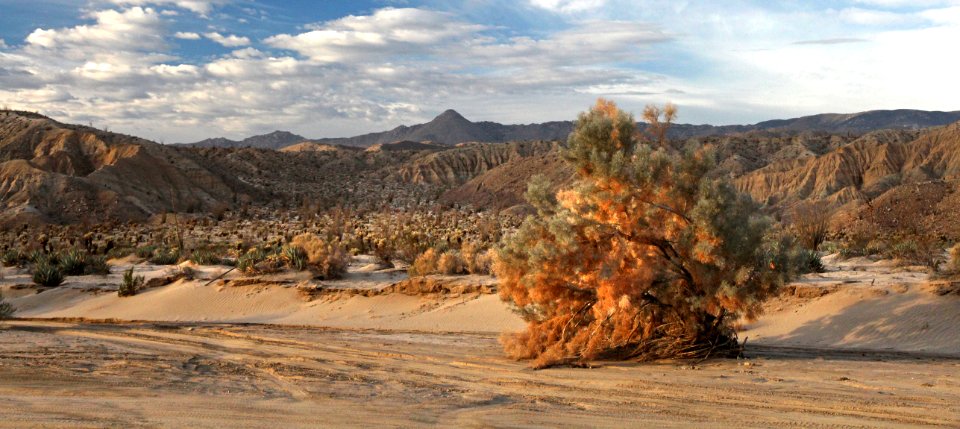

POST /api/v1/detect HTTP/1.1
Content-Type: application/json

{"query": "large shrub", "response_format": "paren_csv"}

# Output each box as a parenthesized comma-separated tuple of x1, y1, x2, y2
(494, 100, 796, 368)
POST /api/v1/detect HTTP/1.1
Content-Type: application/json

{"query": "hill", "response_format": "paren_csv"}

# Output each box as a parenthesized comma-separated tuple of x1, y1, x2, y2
(184, 130, 307, 149)
(182, 109, 960, 149)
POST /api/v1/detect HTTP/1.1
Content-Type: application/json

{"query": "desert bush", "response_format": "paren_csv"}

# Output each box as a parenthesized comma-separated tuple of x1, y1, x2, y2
(408, 248, 439, 277)
(788, 201, 831, 251)
(793, 248, 825, 274)
(282, 246, 308, 271)
(32, 261, 64, 287)
(291, 233, 350, 279)
(237, 248, 269, 274)
(0, 291, 14, 319)
(84, 255, 111, 275)
(437, 251, 464, 275)
(59, 249, 87, 276)
(106, 246, 134, 259)
(461, 241, 494, 275)
(180, 265, 196, 280)
(135, 245, 157, 259)
(494, 100, 795, 368)
(949, 243, 960, 273)
(149, 248, 181, 265)
(119, 266, 144, 297)
(1, 249, 23, 267)
(189, 249, 221, 266)
(884, 238, 943, 272)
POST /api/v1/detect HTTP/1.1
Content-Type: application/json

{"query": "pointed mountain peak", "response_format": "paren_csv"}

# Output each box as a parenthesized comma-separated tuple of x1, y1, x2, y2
(433, 109, 469, 123)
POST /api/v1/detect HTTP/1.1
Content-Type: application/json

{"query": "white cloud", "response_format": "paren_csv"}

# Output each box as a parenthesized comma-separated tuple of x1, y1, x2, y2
(838, 7, 914, 25)
(108, 0, 228, 16)
(204, 32, 250, 47)
(267, 8, 486, 62)
(25, 7, 165, 53)
(529, 0, 607, 14)
(174, 31, 201, 39)
(0, 39, 7, 49)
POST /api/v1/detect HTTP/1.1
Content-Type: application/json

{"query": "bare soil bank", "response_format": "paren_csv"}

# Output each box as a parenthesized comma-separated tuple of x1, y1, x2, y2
(1, 320, 958, 428)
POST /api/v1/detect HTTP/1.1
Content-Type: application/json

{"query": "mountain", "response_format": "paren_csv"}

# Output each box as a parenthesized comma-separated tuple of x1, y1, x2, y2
(185, 130, 306, 149)
(182, 109, 960, 150)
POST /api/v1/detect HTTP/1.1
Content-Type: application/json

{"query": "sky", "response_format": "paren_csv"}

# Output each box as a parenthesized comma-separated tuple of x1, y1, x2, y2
(0, 0, 958, 143)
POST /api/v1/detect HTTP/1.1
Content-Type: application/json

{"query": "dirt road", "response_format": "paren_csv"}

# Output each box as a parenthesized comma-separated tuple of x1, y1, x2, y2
(1, 320, 958, 428)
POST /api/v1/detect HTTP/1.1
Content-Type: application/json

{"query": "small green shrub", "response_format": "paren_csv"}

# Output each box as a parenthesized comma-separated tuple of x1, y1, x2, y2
(32, 261, 64, 287)
(794, 248, 825, 274)
(1, 249, 23, 267)
(283, 246, 308, 271)
(84, 255, 111, 275)
(237, 248, 268, 274)
(59, 249, 87, 276)
(135, 245, 157, 259)
(149, 248, 180, 265)
(189, 249, 221, 266)
(106, 246, 134, 259)
(0, 291, 14, 319)
(119, 266, 144, 297)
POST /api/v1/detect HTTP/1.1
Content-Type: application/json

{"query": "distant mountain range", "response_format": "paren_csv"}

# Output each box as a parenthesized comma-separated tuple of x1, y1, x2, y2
(180, 109, 960, 149)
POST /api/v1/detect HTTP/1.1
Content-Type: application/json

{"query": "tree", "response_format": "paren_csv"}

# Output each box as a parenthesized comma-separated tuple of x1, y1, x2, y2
(494, 99, 796, 368)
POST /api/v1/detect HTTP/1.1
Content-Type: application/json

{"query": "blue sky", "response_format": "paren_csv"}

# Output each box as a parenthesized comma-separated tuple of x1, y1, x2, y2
(1, 0, 958, 142)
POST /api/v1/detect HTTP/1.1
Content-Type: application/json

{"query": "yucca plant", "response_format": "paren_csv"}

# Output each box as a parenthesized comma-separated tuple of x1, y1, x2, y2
(59, 249, 87, 276)
(0, 291, 14, 319)
(149, 248, 180, 265)
(32, 261, 64, 287)
(135, 245, 157, 259)
(1, 249, 23, 267)
(84, 255, 111, 275)
(189, 249, 221, 266)
(283, 246, 308, 271)
(119, 266, 144, 297)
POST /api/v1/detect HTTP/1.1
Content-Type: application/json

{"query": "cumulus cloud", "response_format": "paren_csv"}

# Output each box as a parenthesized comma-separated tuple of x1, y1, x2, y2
(174, 31, 201, 39)
(267, 8, 486, 63)
(204, 32, 250, 47)
(0, 39, 6, 49)
(7, 2, 957, 143)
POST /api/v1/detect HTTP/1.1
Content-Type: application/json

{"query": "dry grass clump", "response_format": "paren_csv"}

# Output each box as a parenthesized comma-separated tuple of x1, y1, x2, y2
(461, 241, 495, 275)
(408, 248, 439, 277)
(437, 251, 464, 275)
(291, 233, 350, 279)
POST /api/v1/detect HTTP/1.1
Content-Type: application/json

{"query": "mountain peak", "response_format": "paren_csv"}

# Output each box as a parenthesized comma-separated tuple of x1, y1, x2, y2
(433, 109, 469, 123)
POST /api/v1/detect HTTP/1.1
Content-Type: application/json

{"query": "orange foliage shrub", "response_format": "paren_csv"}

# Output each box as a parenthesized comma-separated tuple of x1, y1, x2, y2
(494, 99, 796, 368)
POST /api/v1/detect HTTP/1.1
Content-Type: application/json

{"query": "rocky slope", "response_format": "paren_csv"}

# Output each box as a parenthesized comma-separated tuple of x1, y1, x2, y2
(0, 110, 238, 225)
(734, 125, 960, 206)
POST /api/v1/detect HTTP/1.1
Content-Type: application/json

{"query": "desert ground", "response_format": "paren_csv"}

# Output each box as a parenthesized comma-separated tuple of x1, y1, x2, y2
(2, 255, 959, 428)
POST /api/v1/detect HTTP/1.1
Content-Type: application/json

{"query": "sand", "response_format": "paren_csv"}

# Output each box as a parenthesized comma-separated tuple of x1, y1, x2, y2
(1, 254, 959, 427)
